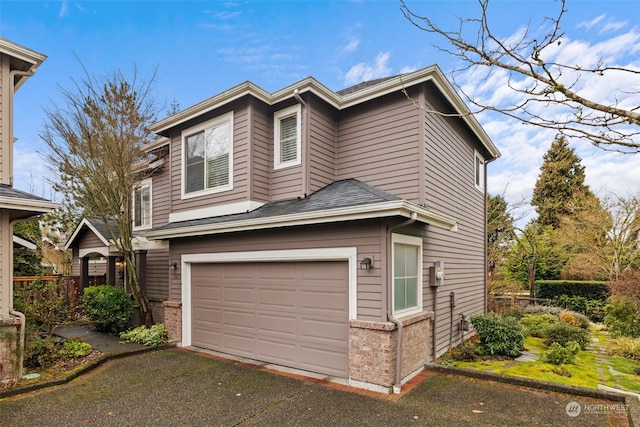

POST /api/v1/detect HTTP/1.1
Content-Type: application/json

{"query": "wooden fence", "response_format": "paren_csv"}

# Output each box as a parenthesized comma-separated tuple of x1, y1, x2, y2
(13, 275, 106, 312)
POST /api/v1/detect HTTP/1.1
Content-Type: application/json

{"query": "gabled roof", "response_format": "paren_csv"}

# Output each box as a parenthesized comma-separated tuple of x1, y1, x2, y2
(0, 37, 46, 91)
(145, 179, 457, 240)
(149, 65, 500, 160)
(64, 216, 120, 250)
(13, 235, 36, 250)
(0, 184, 58, 221)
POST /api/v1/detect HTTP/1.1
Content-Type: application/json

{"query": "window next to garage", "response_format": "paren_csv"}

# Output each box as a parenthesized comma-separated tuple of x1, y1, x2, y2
(392, 233, 423, 317)
(133, 178, 152, 230)
(274, 104, 301, 170)
(182, 111, 234, 197)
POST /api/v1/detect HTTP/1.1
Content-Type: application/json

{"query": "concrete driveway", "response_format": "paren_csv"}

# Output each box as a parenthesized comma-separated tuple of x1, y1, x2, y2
(0, 348, 629, 426)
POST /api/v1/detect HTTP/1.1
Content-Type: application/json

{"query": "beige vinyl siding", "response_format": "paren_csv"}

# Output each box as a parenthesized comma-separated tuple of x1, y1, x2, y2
(168, 221, 385, 322)
(0, 55, 7, 185)
(420, 82, 487, 358)
(308, 95, 337, 193)
(249, 100, 271, 201)
(271, 100, 303, 201)
(336, 91, 421, 202)
(77, 229, 106, 248)
(146, 247, 169, 300)
(151, 157, 171, 228)
(168, 99, 252, 215)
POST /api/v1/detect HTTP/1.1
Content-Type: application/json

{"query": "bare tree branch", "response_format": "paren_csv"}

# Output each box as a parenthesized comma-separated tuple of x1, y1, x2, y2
(400, 0, 640, 152)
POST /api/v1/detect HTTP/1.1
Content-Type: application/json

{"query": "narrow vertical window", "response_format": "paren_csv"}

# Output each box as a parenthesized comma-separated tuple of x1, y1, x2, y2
(274, 104, 301, 169)
(133, 179, 152, 229)
(474, 150, 485, 192)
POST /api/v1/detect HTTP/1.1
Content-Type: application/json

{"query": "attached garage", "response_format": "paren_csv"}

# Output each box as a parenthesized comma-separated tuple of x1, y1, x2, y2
(185, 252, 355, 378)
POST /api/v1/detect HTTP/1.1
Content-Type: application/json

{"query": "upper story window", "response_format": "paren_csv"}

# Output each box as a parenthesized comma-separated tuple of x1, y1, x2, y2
(392, 233, 423, 317)
(474, 150, 485, 192)
(182, 112, 233, 197)
(133, 179, 152, 230)
(274, 104, 301, 170)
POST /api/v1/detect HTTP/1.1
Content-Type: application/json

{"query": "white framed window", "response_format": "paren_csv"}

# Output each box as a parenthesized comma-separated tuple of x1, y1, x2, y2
(392, 233, 423, 317)
(133, 178, 152, 230)
(274, 104, 301, 170)
(474, 150, 485, 192)
(182, 111, 233, 197)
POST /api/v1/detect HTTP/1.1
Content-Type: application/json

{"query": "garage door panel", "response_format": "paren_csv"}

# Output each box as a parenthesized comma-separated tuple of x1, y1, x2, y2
(256, 337, 297, 363)
(256, 312, 297, 336)
(300, 343, 349, 377)
(191, 261, 349, 377)
(301, 291, 347, 313)
(223, 286, 255, 306)
(300, 317, 348, 344)
(223, 309, 255, 329)
(258, 288, 297, 309)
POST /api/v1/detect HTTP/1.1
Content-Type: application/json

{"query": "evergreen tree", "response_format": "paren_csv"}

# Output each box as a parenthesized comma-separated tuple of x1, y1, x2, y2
(531, 136, 593, 229)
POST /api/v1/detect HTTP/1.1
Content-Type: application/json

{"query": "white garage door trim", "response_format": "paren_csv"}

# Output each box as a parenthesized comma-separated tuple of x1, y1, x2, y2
(180, 247, 358, 347)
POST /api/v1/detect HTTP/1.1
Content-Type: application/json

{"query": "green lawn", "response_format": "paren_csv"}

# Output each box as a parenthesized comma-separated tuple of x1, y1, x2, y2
(448, 331, 640, 393)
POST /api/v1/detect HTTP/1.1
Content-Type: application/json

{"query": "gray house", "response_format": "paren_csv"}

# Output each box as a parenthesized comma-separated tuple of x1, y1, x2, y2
(69, 65, 500, 393)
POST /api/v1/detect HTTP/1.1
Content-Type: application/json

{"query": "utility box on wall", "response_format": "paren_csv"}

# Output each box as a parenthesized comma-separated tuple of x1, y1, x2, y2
(429, 261, 445, 287)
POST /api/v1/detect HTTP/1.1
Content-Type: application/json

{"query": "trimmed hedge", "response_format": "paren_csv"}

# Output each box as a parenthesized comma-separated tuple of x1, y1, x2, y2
(535, 280, 610, 301)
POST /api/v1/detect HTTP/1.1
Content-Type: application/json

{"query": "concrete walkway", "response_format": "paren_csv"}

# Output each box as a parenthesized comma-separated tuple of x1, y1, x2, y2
(54, 324, 148, 355)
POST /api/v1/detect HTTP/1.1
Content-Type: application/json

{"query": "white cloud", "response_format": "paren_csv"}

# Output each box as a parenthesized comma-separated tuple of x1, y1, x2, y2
(344, 52, 392, 85)
(342, 33, 360, 54)
(59, 0, 68, 18)
(462, 21, 640, 225)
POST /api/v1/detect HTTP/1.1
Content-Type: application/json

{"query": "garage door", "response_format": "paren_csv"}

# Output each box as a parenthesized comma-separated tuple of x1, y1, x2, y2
(191, 261, 349, 377)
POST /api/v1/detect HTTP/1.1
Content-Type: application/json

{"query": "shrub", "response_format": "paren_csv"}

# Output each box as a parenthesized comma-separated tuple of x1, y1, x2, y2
(519, 314, 557, 337)
(559, 311, 581, 327)
(585, 299, 607, 323)
(605, 298, 640, 338)
(120, 323, 169, 347)
(535, 280, 610, 301)
(605, 337, 640, 361)
(541, 341, 581, 365)
(515, 305, 563, 318)
(14, 279, 73, 336)
(447, 341, 478, 362)
(59, 340, 93, 358)
(470, 313, 525, 358)
(24, 335, 59, 368)
(83, 285, 134, 333)
(542, 322, 590, 349)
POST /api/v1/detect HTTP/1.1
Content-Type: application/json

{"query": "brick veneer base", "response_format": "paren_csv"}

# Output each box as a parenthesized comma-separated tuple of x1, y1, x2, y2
(162, 301, 182, 342)
(0, 318, 21, 385)
(349, 312, 432, 390)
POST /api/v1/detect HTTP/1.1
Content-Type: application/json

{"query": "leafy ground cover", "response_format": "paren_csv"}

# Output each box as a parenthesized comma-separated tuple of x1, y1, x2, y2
(442, 329, 640, 393)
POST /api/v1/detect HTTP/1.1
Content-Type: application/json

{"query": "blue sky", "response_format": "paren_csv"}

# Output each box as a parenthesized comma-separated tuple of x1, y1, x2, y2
(1, 0, 639, 221)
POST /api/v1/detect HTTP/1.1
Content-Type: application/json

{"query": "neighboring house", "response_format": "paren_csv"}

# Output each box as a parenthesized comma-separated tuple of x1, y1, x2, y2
(68, 65, 500, 393)
(0, 38, 57, 385)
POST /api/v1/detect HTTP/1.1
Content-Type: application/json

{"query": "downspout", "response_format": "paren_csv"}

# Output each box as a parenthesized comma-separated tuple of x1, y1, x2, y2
(386, 212, 417, 394)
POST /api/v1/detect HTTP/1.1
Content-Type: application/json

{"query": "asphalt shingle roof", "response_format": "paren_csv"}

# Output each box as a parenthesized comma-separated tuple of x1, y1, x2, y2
(0, 184, 51, 201)
(153, 179, 401, 232)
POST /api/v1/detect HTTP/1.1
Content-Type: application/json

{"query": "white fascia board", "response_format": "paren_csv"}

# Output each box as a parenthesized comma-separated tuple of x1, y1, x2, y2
(146, 200, 457, 240)
(64, 217, 111, 250)
(13, 235, 36, 250)
(0, 197, 58, 214)
(0, 38, 46, 68)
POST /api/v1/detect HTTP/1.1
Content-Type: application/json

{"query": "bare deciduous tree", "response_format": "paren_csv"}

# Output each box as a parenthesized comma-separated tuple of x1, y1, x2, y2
(41, 65, 158, 327)
(400, 0, 640, 152)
